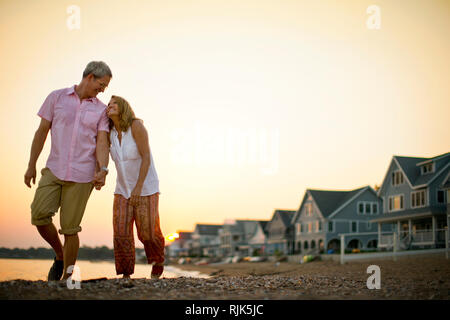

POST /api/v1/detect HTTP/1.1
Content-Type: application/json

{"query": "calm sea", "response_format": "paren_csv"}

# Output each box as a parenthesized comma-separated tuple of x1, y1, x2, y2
(0, 258, 209, 281)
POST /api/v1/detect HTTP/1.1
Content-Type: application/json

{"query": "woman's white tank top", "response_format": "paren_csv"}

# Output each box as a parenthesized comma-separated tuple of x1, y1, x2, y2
(109, 126, 160, 199)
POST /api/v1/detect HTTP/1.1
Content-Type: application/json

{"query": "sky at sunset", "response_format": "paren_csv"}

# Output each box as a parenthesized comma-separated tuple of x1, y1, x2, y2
(0, 0, 449, 249)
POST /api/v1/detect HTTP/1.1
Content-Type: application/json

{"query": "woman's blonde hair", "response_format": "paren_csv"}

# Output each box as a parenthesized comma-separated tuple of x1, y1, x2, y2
(108, 95, 139, 131)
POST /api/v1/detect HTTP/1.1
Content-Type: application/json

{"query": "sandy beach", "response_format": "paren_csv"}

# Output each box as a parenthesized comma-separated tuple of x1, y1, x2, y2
(0, 253, 449, 300)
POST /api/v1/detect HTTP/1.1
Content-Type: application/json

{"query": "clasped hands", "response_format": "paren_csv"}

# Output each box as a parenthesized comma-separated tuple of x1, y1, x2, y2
(92, 171, 143, 206)
(92, 170, 107, 190)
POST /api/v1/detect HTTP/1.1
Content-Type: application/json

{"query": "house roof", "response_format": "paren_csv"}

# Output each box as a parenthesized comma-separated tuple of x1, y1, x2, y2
(308, 186, 368, 218)
(379, 152, 450, 194)
(177, 232, 192, 240)
(441, 170, 450, 189)
(369, 206, 446, 223)
(223, 220, 270, 239)
(259, 221, 269, 236)
(275, 210, 296, 226)
(194, 224, 222, 236)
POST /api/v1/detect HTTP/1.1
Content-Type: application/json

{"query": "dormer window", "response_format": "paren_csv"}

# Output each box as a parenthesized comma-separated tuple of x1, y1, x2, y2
(305, 203, 313, 216)
(421, 163, 434, 175)
(391, 170, 404, 186)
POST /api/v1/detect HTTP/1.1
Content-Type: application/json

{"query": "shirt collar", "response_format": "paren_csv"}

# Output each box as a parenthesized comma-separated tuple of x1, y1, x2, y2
(66, 85, 97, 103)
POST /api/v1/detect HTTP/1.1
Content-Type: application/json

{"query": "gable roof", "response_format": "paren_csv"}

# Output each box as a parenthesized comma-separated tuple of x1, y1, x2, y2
(379, 152, 450, 195)
(309, 186, 368, 218)
(265, 210, 295, 231)
(441, 170, 450, 189)
(237, 220, 270, 239)
(259, 221, 269, 236)
(177, 231, 192, 240)
(194, 224, 222, 236)
(292, 186, 372, 222)
(276, 210, 296, 226)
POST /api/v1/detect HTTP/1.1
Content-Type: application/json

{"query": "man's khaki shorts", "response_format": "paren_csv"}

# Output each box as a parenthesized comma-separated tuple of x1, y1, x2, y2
(30, 168, 94, 235)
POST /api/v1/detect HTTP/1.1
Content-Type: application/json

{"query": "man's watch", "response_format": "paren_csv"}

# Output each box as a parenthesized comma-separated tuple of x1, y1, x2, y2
(100, 166, 109, 174)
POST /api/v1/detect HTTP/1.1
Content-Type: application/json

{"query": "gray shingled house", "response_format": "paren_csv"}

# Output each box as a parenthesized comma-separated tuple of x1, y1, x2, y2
(265, 210, 296, 255)
(441, 171, 450, 236)
(441, 170, 450, 229)
(167, 231, 193, 258)
(191, 224, 222, 257)
(372, 152, 450, 249)
(219, 220, 269, 257)
(292, 186, 386, 254)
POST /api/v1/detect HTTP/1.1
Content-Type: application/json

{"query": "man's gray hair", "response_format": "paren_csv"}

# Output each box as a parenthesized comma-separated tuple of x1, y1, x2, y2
(82, 61, 112, 79)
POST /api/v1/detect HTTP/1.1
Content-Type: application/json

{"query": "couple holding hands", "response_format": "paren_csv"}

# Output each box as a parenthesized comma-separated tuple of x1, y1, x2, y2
(24, 61, 165, 281)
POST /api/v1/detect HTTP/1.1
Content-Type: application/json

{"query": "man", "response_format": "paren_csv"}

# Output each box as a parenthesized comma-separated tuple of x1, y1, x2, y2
(24, 61, 111, 281)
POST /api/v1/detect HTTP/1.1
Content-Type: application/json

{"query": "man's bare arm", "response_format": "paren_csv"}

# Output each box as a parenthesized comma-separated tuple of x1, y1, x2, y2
(93, 130, 109, 189)
(24, 118, 51, 188)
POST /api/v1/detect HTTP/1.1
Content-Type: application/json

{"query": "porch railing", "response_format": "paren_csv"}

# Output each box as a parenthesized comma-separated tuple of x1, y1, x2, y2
(338, 229, 449, 264)
(398, 229, 447, 246)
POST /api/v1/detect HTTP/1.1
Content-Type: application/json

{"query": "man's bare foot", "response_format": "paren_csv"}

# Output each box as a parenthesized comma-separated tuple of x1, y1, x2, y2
(123, 274, 131, 279)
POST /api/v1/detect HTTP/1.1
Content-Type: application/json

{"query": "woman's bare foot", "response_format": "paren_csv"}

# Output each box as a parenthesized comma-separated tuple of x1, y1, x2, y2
(123, 274, 131, 279)
(151, 263, 164, 279)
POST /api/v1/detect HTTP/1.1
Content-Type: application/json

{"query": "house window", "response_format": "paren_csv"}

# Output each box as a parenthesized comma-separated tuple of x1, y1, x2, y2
(316, 221, 322, 232)
(365, 203, 371, 215)
(437, 190, 445, 204)
(392, 170, 404, 186)
(305, 203, 313, 216)
(308, 222, 312, 233)
(421, 163, 434, 175)
(372, 203, 378, 215)
(301, 224, 304, 233)
(411, 190, 426, 208)
(366, 221, 372, 229)
(389, 195, 404, 211)
(296, 223, 301, 234)
(328, 221, 334, 232)
(350, 221, 358, 233)
(358, 202, 364, 215)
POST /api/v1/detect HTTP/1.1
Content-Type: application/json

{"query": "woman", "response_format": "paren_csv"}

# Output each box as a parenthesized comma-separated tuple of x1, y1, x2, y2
(106, 95, 165, 279)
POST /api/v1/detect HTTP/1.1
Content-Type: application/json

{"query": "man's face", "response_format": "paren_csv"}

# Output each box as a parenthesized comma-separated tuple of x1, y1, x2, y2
(87, 74, 111, 98)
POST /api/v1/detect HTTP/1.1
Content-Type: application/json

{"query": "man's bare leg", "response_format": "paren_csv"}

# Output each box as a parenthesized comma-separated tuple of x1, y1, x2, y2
(62, 234, 79, 280)
(36, 224, 63, 260)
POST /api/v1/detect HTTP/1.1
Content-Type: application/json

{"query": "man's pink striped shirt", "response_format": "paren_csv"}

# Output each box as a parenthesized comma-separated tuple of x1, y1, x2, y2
(38, 85, 109, 183)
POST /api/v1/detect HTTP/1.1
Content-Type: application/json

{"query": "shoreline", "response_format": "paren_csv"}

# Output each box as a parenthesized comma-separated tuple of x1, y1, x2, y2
(0, 254, 449, 299)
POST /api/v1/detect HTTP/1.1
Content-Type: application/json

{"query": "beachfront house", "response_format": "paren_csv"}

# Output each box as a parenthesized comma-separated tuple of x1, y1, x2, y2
(219, 220, 269, 257)
(292, 186, 385, 254)
(247, 221, 269, 256)
(371, 152, 450, 249)
(167, 231, 193, 258)
(191, 224, 222, 257)
(265, 210, 296, 255)
(441, 171, 450, 230)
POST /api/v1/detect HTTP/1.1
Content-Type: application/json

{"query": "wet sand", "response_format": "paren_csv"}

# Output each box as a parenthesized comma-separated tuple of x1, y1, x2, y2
(0, 254, 449, 300)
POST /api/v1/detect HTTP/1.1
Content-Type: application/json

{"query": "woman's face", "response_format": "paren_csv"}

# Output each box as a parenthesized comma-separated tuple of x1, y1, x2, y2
(107, 98, 120, 118)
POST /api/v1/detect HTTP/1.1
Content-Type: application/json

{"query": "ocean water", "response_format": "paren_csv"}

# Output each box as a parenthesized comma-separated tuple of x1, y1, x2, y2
(0, 258, 209, 281)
